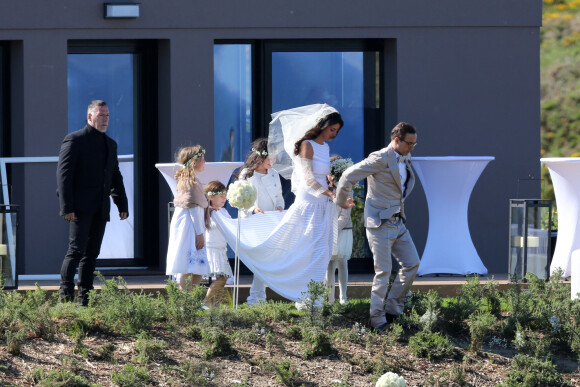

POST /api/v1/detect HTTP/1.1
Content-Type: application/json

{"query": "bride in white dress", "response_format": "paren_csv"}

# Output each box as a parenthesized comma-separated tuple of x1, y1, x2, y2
(213, 104, 346, 302)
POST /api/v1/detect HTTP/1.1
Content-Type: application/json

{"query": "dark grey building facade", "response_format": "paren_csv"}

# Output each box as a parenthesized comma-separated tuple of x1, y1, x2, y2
(0, 0, 542, 278)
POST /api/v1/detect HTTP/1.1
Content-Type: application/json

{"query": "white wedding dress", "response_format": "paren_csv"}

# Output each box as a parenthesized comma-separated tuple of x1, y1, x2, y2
(213, 140, 336, 302)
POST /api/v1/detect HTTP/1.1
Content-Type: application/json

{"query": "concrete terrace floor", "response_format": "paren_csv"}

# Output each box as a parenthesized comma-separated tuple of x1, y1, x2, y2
(14, 273, 517, 301)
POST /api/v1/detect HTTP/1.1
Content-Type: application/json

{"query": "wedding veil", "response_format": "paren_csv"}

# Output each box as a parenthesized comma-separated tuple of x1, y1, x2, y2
(268, 103, 338, 192)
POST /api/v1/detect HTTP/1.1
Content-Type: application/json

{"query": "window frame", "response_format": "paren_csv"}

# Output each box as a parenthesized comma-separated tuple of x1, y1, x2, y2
(0, 43, 10, 158)
(67, 40, 159, 268)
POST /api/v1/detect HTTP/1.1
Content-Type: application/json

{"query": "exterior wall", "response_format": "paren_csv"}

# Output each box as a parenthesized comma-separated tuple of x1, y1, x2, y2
(0, 0, 542, 276)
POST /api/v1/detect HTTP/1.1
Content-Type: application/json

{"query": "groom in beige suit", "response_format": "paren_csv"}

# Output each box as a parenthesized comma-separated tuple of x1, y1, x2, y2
(336, 122, 420, 332)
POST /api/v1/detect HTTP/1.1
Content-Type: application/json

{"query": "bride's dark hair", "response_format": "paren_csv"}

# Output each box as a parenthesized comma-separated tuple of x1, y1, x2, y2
(293, 112, 344, 155)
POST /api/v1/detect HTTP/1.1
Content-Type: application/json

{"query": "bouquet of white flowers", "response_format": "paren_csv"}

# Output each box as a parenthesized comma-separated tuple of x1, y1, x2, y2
(227, 179, 258, 309)
(375, 372, 406, 387)
(227, 180, 257, 209)
(330, 157, 353, 183)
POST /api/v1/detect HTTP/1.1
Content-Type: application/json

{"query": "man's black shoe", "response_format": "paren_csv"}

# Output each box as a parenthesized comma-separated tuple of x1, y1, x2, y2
(372, 322, 388, 333)
(385, 313, 398, 324)
(59, 292, 74, 303)
(77, 295, 89, 307)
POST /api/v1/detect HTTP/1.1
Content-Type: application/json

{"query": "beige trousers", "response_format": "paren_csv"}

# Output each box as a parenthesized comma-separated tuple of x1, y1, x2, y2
(367, 217, 420, 328)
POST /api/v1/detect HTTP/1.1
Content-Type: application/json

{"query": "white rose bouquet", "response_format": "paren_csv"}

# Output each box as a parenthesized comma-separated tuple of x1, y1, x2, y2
(227, 180, 257, 210)
(375, 372, 406, 387)
(227, 179, 258, 309)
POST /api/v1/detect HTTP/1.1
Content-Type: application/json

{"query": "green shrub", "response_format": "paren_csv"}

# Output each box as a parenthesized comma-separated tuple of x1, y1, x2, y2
(442, 276, 485, 331)
(513, 325, 552, 359)
(298, 280, 328, 327)
(265, 331, 285, 352)
(244, 300, 297, 324)
(365, 330, 379, 350)
(89, 273, 163, 335)
(0, 285, 56, 344)
(408, 331, 454, 360)
(163, 279, 206, 324)
(97, 342, 116, 361)
(421, 290, 442, 315)
(5, 328, 26, 355)
(201, 328, 233, 360)
(285, 324, 302, 340)
(332, 327, 361, 344)
(184, 325, 203, 341)
(468, 311, 497, 352)
(351, 184, 367, 259)
(382, 323, 404, 349)
(199, 304, 256, 330)
(59, 355, 82, 374)
(273, 360, 303, 387)
(399, 307, 422, 330)
(23, 287, 56, 341)
(370, 355, 393, 378)
(51, 301, 99, 335)
(420, 310, 439, 332)
(301, 327, 334, 359)
(499, 354, 570, 387)
(346, 353, 398, 379)
(403, 290, 425, 315)
(232, 328, 261, 345)
(343, 353, 374, 374)
(416, 288, 442, 332)
(28, 368, 95, 387)
(111, 364, 153, 387)
(483, 277, 503, 317)
(501, 280, 537, 338)
(425, 364, 467, 386)
(133, 332, 166, 364)
(67, 320, 89, 357)
(178, 360, 216, 386)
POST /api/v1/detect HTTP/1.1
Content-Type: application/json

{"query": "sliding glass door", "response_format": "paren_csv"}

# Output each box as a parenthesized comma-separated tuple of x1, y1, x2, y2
(67, 41, 158, 267)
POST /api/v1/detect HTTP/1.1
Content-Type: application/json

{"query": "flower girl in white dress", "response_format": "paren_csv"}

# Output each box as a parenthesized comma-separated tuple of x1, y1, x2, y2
(203, 180, 234, 307)
(326, 155, 354, 305)
(238, 138, 285, 305)
(166, 145, 211, 290)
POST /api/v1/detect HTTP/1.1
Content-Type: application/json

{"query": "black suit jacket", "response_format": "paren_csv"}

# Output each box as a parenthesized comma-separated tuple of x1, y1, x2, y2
(56, 124, 128, 221)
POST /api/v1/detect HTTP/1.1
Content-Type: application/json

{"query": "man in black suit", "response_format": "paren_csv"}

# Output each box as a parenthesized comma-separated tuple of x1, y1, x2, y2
(57, 100, 128, 305)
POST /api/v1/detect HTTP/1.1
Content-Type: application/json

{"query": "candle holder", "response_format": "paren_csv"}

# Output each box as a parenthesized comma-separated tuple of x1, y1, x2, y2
(509, 199, 552, 281)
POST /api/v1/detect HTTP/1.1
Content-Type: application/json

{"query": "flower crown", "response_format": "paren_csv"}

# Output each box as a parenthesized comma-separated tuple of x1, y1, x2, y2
(207, 190, 227, 196)
(252, 148, 268, 157)
(184, 148, 205, 167)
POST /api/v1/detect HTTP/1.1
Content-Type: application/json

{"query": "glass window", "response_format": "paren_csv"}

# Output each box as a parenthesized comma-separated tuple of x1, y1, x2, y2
(214, 44, 252, 162)
(0, 44, 6, 157)
(67, 54, 134, 155)
(67, 52, 136, 260)
(272, 52, 364, 162)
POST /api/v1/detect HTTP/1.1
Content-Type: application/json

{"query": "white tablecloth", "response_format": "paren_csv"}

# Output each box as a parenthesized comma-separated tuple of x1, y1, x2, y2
(541, 157, 580, 278)
(99, 155, 134, 259)
(413, 156, 494, 275)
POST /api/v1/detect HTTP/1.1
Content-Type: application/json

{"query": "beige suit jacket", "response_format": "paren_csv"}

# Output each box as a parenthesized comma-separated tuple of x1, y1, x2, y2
(336, 145, 415, 228)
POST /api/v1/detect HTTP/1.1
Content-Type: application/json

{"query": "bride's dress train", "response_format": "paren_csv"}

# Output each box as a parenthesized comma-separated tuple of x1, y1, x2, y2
(213, 198, 335, 302)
